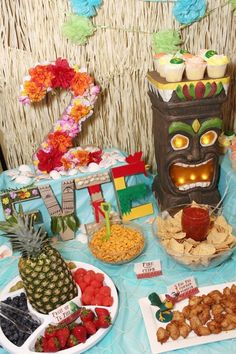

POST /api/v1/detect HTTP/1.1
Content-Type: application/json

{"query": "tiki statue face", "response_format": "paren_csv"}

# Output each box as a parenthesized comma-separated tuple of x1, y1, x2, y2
(166, 117, 222, 195)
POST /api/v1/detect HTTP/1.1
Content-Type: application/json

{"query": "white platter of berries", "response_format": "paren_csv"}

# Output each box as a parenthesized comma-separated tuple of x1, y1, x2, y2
(0, 209, 118, 353)
(0, 261, 119, 353)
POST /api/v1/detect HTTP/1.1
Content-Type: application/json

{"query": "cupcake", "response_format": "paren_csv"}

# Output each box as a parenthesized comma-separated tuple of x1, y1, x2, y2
(207, 55, 229, 78)
(158, 54, 173, 78)
(185, 56, 207, 80)
(198, 49, 217, 61)
(165, 58, 185, 83)
(153, 53, 166, 74)
(176, 49, 194, 60)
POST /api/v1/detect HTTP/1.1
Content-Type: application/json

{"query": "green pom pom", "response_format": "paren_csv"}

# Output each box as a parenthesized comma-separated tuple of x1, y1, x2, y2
(152, 30, 182, 54)
(230, 0, 236, 9)
(62, 15, 96, 45)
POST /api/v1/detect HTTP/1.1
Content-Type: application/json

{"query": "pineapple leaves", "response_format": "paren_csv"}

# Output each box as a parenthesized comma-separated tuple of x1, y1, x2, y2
(0, 210, 48, 257)
(51, 214, 80, 235)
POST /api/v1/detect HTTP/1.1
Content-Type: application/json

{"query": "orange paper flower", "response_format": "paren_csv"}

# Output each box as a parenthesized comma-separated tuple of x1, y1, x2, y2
(70, 72, 93, 96)
(29, 65, 55, 88)
(74, 150, 90, 166)
(47, 131, 73, 153)
(70, 104, 90, 122)
(61, 157, 73, 171)
(23, 81, 46, 102)
(18, 191, 31, 199)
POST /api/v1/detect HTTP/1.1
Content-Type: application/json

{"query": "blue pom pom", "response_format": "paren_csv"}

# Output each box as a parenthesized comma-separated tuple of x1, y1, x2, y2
(70, 0, 102, 17)
(173, 0, 207, 25)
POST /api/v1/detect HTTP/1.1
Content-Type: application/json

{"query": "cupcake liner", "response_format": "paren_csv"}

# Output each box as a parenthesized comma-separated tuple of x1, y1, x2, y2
(165, 64, 185, 83)
(207, 64, 227, 79)
(185, 63, 206, 80)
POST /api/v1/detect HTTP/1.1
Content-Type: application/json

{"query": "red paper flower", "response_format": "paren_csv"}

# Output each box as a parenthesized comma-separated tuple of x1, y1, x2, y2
(89, 150, 103, 164)
(47, 131, 73, 153)
(37, 149, 64, 173)
(51, 58, 75, 89)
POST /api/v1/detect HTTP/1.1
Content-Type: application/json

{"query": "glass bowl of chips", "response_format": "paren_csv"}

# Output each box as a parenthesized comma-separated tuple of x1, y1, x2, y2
(88, 220, 146, 265)
(153, 203, 236, 270)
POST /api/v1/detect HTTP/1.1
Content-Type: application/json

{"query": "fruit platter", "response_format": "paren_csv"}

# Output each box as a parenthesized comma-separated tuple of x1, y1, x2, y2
(0, 261, 119, 354)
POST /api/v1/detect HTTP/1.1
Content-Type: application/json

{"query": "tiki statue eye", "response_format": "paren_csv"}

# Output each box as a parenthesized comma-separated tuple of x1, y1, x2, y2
(200, 130, 217, 147)
(171, 134, 189, 150)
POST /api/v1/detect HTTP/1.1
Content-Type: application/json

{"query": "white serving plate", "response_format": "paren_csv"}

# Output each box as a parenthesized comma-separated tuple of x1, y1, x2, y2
(0, 261, 119, 354)
(139, 282, 236, 354)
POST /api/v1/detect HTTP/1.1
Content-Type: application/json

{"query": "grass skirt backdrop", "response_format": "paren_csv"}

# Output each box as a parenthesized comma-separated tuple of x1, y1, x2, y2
(0, 0, 236, 170)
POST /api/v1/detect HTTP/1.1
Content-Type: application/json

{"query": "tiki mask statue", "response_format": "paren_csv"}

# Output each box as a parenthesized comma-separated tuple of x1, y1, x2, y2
(147, 71, 229, 210)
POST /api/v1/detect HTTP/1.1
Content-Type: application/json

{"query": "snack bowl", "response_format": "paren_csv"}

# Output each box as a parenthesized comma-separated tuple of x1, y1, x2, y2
(152, 204, 236, 270)
(88, 220, 146, 265)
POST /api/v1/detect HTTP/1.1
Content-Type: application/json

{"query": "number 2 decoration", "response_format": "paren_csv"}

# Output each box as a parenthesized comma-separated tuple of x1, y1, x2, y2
(19, 58, 100, 174)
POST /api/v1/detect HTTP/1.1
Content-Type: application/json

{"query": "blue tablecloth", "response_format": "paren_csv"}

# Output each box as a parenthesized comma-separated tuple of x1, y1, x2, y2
(0, 154, 236, 354)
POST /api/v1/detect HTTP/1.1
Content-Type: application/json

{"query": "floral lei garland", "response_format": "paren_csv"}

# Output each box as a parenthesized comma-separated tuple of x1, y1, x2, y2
(19, 58, 100, 174)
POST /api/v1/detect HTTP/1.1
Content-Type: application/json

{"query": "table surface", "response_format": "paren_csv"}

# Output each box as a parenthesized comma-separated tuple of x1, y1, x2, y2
(1, 154, 236, 354)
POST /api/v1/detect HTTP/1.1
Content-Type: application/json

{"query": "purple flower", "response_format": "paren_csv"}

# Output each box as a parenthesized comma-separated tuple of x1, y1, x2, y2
(32, 189, 39, 196)
(173, 0, 207, 25)
(18, 96, 31, 105)
(9, 192, 17, 199)
(5, 208, 12, 216)
(90, 85, 100, 95)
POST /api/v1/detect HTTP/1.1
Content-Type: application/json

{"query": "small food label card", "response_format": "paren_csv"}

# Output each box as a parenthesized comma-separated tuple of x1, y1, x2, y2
(49, 296, 81, 324)
(168, 276, 199, 302)
(134, 260, 162, 279)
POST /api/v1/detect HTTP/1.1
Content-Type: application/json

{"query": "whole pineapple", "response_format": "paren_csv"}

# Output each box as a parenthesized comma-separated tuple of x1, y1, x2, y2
(0, 210, 78, 314)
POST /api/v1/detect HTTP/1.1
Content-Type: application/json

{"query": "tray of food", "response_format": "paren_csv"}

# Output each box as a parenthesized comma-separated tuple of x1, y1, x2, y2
(139, 282, 236, 353)
(0, 261, 119, 354)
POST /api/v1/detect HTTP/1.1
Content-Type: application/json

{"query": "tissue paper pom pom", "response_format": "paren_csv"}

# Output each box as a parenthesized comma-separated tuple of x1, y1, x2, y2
(70, 0, 102, 17)
(62, 15, 96, 44)
(152, 30, 182, 54)
(173, 0, 207, 25)
(230, 0, 236, 11)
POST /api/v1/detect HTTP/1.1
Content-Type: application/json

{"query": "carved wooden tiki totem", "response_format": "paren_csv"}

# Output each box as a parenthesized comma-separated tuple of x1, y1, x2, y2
(147, 71, 230, 210)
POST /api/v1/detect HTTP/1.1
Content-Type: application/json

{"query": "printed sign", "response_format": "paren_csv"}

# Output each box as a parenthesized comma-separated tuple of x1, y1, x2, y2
(168, 277, 199, 302)
(49, 296, 81, 324)
(134, 260, 162, 279)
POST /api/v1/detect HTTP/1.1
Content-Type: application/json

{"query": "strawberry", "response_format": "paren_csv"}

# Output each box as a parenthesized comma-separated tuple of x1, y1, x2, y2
(80, 308, 95, 322)
(95, 308, 112, 328)
(68, 322, 77, 331)
(93, 317, 101, 330)
(67, 334, 79, 348)
(55, 326, 70, 348)
(97, 314, 112, 328)
(83, 320, 97, 335)
(95, 308, 110, 317)
(34, 336, 47, 352)
(71, 324, 87, 343)
(44, 325, 58, 339)
(44, 337, 61, 352)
